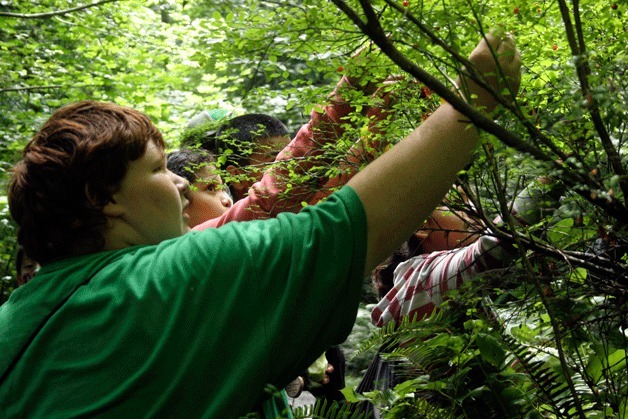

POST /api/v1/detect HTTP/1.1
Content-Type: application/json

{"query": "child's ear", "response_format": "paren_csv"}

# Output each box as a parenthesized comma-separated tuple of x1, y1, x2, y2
(86, 184, 125, 217)
(102, 199, 125, 217)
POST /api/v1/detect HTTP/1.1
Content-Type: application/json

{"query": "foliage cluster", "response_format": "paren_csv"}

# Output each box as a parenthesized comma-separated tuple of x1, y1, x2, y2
(0, 1, 626, 417)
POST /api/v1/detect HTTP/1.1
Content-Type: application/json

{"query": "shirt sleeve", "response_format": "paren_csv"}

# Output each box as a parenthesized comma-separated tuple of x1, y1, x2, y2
(371, 235, 514, 327)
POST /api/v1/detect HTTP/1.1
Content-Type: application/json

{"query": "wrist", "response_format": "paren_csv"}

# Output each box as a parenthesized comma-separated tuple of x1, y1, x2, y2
(455, 76, 498, 113)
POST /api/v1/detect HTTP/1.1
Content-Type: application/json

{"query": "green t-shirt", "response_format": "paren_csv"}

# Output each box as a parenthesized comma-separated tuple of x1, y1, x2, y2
(0, 186, 367, 418)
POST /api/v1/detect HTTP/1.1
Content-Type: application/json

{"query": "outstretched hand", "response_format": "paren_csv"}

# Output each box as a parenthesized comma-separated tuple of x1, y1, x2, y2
(457, 32, 522, 113)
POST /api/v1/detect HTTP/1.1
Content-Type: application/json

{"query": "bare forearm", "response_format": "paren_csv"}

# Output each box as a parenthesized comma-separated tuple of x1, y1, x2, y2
(349, 33, 521, 275)
(348, 103, 479, 274)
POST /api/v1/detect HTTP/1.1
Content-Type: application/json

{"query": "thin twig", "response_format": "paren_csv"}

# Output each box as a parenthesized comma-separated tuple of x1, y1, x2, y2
(0, 85, 64, 93)
(0, 0, 120, 19)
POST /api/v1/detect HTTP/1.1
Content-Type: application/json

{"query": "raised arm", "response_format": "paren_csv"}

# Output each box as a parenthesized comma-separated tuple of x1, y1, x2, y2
(347, 34, 521, 274)
(310, 77, 433, 203)
(193, 58, 385, 230)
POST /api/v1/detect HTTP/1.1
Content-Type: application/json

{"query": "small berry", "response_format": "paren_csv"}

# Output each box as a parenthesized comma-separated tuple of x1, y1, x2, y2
(574, 214, 584, 227)
(552, 44, 558, 50)
(403, 0, 409, 7)
(513, 6, 519, 14)
(611, 4, 618, 10)
(337, 66, 344, 73)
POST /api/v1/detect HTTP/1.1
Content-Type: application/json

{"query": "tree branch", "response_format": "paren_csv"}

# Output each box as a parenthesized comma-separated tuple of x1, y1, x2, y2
(557, 0, 628, 202)
(332, 1, 544, 158)
(330, 0, 628, 223)
(0, 0, 121, 19)
(0, 85, 64, 93)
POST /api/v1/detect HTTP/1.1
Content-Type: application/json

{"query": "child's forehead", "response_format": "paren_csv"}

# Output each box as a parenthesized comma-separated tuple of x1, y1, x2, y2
(194, 164, 221, 180)
(194, 161, 218, 171)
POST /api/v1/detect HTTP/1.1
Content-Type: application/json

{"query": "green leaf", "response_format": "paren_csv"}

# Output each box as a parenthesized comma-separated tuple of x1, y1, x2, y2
(569, 267, 587, 283)
(547, 217, 574, 245)
(340, 386, 367, 403)
(476, 333, 505, 368)
(586, 348, 626, 383)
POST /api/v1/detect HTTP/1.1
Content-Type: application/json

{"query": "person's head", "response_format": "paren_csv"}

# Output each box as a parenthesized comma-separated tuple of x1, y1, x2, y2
(372, 233, 423, 298)
(372, 205, 481, 298)
(183, 113, 290, 200)
(16, 247, 39, 286)
(414, 206, 481, 254)
(167, 149, 233, 227)
(9, 100, 190, 265)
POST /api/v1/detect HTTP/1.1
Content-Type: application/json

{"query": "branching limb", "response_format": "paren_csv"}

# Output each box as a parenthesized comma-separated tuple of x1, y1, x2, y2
(0, 0, 121, 19)
(557, 0, 627, 202)
(331, 0, 546, 159)
(331, 0, 628, 223)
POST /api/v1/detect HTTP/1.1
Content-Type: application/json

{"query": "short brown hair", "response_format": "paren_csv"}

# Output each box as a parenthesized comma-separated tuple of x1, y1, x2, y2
(9, 100, 165, 265)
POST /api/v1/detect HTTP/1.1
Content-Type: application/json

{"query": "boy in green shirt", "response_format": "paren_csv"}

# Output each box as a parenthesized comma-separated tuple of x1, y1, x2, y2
(0, 33, 520, 417)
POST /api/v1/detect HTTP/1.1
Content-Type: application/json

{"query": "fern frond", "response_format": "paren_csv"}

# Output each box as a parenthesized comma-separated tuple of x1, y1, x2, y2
(291, 398, 369, 419)
(501, 334, 592, 418)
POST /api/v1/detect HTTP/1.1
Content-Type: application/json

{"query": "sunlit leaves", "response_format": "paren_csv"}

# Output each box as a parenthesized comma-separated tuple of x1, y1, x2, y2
(0, 1, 626, 415)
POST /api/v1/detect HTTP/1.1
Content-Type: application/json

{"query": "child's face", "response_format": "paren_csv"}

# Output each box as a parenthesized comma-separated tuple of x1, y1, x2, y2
(231, 135, 291, 200)
(184, 165, 233, 227)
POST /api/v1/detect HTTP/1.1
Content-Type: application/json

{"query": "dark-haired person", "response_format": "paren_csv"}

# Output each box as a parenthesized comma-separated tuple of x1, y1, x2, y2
(0, 34, 520, 416)
(183, 112, 291, 202)
(185, 61, 392, 230)
(166, 148, 233, 226)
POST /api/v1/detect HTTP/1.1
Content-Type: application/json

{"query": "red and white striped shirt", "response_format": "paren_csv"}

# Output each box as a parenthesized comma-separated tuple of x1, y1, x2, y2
(371, 179, 563, 327)
(371, 235, 514, 327)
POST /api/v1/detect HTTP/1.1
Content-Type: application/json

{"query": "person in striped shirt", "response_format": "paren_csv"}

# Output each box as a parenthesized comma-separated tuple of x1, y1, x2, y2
(372, 177, 564, 327)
